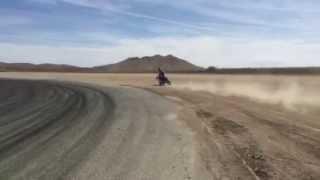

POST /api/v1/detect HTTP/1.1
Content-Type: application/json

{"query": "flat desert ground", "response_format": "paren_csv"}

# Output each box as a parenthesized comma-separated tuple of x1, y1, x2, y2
(0, 72, 320, 180)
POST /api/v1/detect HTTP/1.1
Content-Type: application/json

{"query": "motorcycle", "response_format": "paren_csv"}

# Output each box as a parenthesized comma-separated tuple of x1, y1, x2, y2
(156, 75, 171, 86)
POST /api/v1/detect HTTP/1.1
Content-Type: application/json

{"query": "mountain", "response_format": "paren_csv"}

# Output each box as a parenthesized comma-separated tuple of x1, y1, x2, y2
(0, 55, 203, 73)
(93, 55, 204, 73)
(0, 62, 89, 72)
(1, 57, 320, 74)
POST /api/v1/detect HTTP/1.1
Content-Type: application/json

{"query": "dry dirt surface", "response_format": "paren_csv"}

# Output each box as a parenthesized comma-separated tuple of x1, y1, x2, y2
(147, 87, 320, 180)
(0, 79, 195, 180)
(0, 72, 320, 180)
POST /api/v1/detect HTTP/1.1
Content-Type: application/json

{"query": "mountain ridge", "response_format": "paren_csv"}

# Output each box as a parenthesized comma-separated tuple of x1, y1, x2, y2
(0, 61, 90, 72)
(2, 56, 320, 75)
(93, 55, 204, 73)
(0, 55, 203, 73)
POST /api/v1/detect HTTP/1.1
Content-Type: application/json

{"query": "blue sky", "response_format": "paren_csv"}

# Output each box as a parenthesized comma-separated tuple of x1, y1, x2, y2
(1, 0, 320, 67)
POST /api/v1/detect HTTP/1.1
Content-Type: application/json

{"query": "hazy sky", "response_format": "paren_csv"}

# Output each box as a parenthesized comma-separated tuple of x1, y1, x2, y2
(1, 0, 320, 67)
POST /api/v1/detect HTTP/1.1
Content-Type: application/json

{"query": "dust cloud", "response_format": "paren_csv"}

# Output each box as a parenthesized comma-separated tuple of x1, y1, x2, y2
(173, 76, 320, 112)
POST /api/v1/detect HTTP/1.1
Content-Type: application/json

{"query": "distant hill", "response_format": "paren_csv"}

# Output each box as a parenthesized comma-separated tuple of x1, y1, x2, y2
(0, 62, 89, 72)
(1, 56, 320, 75)
(93, 55, 204, 73)
(204, 66, 320, 75)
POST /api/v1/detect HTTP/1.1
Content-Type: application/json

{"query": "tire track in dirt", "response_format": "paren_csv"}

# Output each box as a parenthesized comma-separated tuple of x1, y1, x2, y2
(0, 80, 195, 180)
(144, 87, 320, 180)
(0, 79, 114, 180)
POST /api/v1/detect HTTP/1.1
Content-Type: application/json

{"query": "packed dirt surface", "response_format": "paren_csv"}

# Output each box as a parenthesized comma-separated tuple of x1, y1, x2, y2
(0, 79, 195, 180)
(147, 87, 320, 180)
(0, 72, 320, 180)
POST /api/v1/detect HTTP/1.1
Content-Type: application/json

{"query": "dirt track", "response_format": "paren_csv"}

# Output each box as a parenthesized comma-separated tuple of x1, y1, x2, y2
(0, 79, 195, 180)
(147, 87, 320, 180)
(0, 73, 320, 180)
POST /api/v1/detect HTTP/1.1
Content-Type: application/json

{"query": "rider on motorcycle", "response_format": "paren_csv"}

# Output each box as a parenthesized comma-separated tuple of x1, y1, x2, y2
(157, 68, 171, 86)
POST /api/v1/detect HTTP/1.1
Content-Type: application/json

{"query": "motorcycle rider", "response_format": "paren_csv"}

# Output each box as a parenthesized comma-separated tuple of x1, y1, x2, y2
(157, 68, 171, 86)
